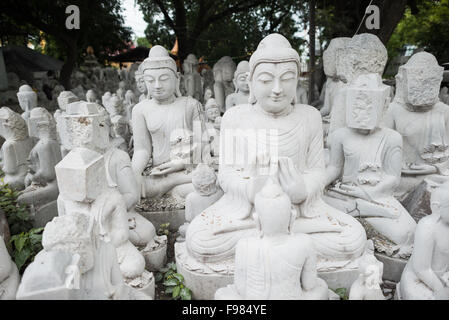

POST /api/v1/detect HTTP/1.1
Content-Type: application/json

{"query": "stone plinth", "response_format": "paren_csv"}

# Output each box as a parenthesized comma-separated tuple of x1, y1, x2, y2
(31, 200, 58, 228)
(375, 253, 407, 283)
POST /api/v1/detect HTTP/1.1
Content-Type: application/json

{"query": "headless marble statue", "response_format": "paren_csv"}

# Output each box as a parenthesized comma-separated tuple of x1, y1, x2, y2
(17, 108, 61, 226)
(131, 45, 204, 200)
(0, 235, 19, 300)
(329, 34, 388, 136)
(185, 34, 367, 271)
(215, 179, 329, 300)
(0, 107, 34, 190)
(324, 74, 416, 257)
(225, 61, 250, 111)
(213, 56, 236, 114)
(384, 51, 449, 198)
(17, 84, 38, 123)
(397, 181, 449, 300)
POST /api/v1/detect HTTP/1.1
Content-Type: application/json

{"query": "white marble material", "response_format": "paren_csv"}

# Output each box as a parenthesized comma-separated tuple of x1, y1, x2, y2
(0, 107, 34, 190)
(0, 235, 19, 300)
(215, 180, 329, 300)
(54, 91, 79, 157)
(17, 84, 38, 122)
(183, 54, 203, 101)
(225, 61, 249, 111)
(397, 181, 449, 300)
(325, 74, 416, 257)
(213, 56, 236, 113)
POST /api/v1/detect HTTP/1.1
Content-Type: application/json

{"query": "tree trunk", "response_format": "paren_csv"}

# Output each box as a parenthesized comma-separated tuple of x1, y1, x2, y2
(59, 39, 78, 90)
(308, 0, 316, 104)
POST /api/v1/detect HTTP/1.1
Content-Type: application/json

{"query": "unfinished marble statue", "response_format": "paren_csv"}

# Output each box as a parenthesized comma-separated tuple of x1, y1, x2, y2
(54, 91, 79, 157)
(131, 45, 203, 200)
(110, 114, 129, 152)
(101, 91, 112, 110)
(55, 147, 153, 294)
(384, 51, 449, 198)
(215, 180, 329, 300)
(439, 86, 449, 105)
(16, 214, 150, 300)
(203, 87, 213, 105)
(17, 108, 61, 227)
(116, 81, 126, 100)
(225, 61, 250, 111)
(124, 90, 137, 126)
(62, 101, 156, 250)
(181, 34, 367, 295)
(324, 73, 416, 257)
(320, 37, 350, 119)
(86, 89, 98, 103)
(134, 66, 148, 103)
(0, 235, 19, 300)
(17, 84, 38, 122)
(329, 33, 388, 135)
(204, 98, 221, 163)
(397, 181, 449, 300)
(0, 107, 34, 190)
(183, 54, 203, 101)
(213, 56, 236, 113)
(349, 240, 385, 300)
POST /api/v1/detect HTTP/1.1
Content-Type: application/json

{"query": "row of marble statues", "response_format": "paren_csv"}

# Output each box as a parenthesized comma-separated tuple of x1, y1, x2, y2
(0, 29, 449, 300)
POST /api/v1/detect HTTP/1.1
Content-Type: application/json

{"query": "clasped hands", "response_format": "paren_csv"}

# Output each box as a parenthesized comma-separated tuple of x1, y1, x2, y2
(246, 154, 307, 204)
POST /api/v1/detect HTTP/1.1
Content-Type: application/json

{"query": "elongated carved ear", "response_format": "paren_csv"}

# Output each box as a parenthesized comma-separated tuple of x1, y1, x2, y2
(288, 207, 297, 234)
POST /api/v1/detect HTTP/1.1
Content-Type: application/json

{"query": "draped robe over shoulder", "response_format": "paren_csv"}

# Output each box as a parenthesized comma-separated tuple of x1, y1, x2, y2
(186, 103, 366, 266)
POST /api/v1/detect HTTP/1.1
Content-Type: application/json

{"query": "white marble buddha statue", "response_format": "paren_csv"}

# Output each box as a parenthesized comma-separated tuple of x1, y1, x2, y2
(185, 33, 366, 270)
(0, 107, 34, 190)
(183, 54, 203, 101)
(0, 235, 19, 300)
(101, 91, 112, 109)
(225, 61, 250, 111)
(134, 66, 148, 103)
(384, 52, 449, 197)
(17, 84, 38, 122)
(329, 34, 388, 135)
(116, 81, 126, 100)
(203, 88, 214, 105)
(124, 89, 137, 126)
(85, 89, 98, 103)
(397, 181, 449, 300)
(54, 91, 79, 158)
(319, 37, 350, 119)
(324, 73, 416, 257)
(17, 108, 61, 225)
(131, 45, 204, 200)
(61, 101, 156, 249)
(203, 98, 221, 164)
(215, 179, 329, 300)
(213, 56, 236, 113)
(55, 147, 149, 286)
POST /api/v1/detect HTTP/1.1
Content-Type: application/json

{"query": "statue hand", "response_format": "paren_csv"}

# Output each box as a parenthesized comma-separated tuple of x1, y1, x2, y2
(24, 173, 33, 188)
(278, 157, 307, 204)
(150, 160, 185, 176)
(337, 184, 371, 201)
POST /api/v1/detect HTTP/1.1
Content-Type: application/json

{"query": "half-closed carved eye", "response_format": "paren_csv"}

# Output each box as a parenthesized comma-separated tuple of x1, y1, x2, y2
(159, 75, 170, 81)
(257, 73, 274, 83)
(280, 71, 296, 81)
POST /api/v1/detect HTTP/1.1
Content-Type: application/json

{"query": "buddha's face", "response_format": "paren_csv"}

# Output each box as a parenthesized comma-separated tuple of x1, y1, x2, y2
(204, 89, 213, 101)
(136, 74, 146, 93)
(206, 106, 220, 122)
(222, 65, 234, 82)
(144, 68, 177, 102)
(235, 73, 249, 93)
(251, 62, 298, 114)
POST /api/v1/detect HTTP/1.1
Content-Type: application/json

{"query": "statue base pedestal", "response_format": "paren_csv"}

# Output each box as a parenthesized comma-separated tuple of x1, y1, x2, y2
(375, 252, 407, 282)
(126, 270, 155, 299)
(142, 236, 168, 272)
(316, 259, 359, 291)
(175, 242, 234, 300)
(31, 200, 58, 228)
(137, 209, 186, 232)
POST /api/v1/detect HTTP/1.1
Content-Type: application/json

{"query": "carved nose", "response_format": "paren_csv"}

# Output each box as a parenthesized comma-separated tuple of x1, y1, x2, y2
(272, 79, 282, 95)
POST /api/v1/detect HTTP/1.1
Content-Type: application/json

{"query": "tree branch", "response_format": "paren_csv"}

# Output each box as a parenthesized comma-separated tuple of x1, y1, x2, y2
(153, 0, 176, 30)
(205, 0, 266, 26)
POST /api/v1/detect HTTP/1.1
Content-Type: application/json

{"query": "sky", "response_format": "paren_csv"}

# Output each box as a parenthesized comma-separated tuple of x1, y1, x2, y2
(122, 0, 147, 38)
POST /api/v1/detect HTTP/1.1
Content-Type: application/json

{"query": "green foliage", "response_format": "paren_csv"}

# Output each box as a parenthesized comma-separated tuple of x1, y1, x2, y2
(136, 37, 151, 48)
(157, 223, 170, 237)
(333, 287, 349, 300)
(10, 227, 43, 272)
(156, 262, 192, 300)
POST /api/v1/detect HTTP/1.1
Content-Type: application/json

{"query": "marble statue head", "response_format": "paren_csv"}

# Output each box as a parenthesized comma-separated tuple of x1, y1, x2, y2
(28, 107, 57, 139)
(336, 33, 387, 84)
(233, 61, 250, 93)
(102, 92, 112, 109)
(183, 54, 199, 74)
(107, 94, 124, 116)
(192, 163, 218, 196)
(248, 33, 300, 113)
(142, 45, 181, 101)
(63, 101, 110, 153)
(55, 147, 107, 203)
(205, 98, 220, 122)
(323, 37, 351, 78)
(254, 179, 295, 236)
(430, 180, 449, 223)
(57, 91, 79, 111)
(110, 114, 127, 138)
(204, 87, 213, 102)
(213, 56, 236, 83)
(125, 90, 137, 105)
(17, 84, 38, 113)
(118, 81, 126, 90)
(396, 51, 443, 108)
(42, 213, 95, 273)
(85, 90, 97, 103)
(134, 66, 147, 94)
(0, 107, 29, 140)
(346, 74, 390, 131)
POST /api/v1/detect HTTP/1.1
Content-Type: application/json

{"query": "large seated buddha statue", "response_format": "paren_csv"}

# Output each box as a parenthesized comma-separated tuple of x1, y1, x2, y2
(384, 51, 449, 198)
(131, 45, 204, 200)
(183, 34, 367, 281)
